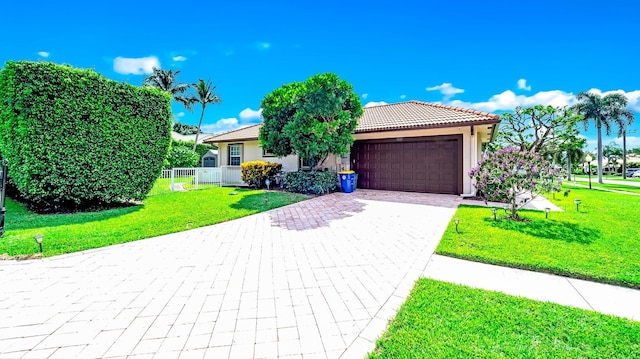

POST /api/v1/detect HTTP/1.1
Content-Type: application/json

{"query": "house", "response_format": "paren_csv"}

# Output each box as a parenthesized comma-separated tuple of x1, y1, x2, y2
(203, 100, 500, 196)
(201, 149, 218, 167)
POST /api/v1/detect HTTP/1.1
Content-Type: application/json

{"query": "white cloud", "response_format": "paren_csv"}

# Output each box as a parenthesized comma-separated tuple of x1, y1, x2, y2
(172, 55, 187, 61)
(517, 78, 531, 91)
(38, 51, 49, 58)
(113, 56, 160, 75)
(364, 101, 388, 108)
(400, 94, 407, 99)
(609, 136, 640, 150)
(426, 83, 464, 100)
(256, 42, 271, 50)
(201, 118, 240, 134)
(443, 87, 640, 114)
(174, 112, 185, 118)
(447, 89, 577, 112)
(239, 107, 263, 120)
(361, 93, 368, 99)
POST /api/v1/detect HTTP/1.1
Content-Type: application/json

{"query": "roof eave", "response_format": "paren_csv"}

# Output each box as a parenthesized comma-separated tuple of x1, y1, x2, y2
(204, 136, 259, 144)
(354, 118, 501, 134)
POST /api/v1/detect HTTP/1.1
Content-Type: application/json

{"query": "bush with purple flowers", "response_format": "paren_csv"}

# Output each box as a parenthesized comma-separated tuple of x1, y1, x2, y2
(469, 147, 563, 220)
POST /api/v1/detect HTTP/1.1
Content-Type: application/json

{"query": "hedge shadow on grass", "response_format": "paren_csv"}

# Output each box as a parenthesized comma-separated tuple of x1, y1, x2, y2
(485, 218, 600, 244)
(6, 197, 143, 231)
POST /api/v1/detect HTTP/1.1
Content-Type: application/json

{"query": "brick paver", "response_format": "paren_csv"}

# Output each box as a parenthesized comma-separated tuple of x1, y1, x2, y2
(0, 190, 460, 358)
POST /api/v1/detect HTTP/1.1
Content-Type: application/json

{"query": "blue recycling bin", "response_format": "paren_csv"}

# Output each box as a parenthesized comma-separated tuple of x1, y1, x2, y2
(338, 171, 357, 193)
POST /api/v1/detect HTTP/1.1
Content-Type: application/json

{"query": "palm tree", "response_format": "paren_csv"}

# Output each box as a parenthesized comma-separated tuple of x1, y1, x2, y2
(574, 92, 632, 184)
(185, 79, 221, 151)
(143, 67, 191, 110)
(617, 117, 636, 179)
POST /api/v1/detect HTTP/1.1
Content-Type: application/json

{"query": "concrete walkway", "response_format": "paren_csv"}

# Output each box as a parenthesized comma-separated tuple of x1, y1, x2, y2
(1, 189, 638, 359)
(424, 255, 640, 322)
(572, 176, 640, 187)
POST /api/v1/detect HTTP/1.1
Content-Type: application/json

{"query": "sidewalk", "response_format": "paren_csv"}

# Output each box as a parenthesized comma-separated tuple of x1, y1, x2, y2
(572, 176, 640, 187)
(423, 255, 640, 322)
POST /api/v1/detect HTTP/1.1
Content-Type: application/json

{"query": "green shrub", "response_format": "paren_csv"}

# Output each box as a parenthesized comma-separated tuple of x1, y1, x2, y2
(0, 61, 172, 209)
(172, 139, 217, 158)
(165, 146, 200, 169)
(283, 171, 337, 194)
(241, 161, 282, 188)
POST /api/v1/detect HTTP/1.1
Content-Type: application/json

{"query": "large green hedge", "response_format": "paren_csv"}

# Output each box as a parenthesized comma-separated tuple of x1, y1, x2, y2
(0, 61, 172, 209)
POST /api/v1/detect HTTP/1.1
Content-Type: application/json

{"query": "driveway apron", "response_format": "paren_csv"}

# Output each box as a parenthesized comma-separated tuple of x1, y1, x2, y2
(0, 190, 460, 359)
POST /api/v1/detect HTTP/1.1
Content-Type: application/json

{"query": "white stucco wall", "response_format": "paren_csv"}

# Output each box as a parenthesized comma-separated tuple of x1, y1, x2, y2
(217, 140, 300, 172)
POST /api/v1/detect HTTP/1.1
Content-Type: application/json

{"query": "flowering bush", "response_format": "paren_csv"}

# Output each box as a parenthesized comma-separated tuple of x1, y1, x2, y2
(469, 147, 562, 220)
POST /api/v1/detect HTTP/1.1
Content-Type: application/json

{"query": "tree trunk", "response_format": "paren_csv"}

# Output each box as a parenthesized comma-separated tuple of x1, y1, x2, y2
(193, 105, 206, 152)
(597, 120, 604, 184)
(567, 151, 571, 181)
(623, 129, 627, 179)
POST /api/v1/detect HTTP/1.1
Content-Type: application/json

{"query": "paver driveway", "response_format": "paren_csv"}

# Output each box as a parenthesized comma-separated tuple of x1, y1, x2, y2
(0, 190, 460, 359)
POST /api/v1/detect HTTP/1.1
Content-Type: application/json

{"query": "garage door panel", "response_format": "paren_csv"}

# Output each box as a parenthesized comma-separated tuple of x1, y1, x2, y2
(352, 136, 461, 195)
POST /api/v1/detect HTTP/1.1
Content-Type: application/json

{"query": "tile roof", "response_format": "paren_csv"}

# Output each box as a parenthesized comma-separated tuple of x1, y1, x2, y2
(204, 101, 500, 142)
(355, 100, 500, 133)
(202, 124, 262, 143)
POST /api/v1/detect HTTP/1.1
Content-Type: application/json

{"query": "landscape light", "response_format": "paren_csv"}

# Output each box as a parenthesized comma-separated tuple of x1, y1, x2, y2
(453, 217, 460, 234)
(491, 207, 497, 221)
(545, 207, 551, 219)
(34, 234, 44, 253)
(574, 199, 581, 211)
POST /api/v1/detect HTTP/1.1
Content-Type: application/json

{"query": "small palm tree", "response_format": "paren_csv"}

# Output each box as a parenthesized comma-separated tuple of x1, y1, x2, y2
(574, 92, 633, 184)
(185, 79, 221, 151)
(143, 67, 191, 110)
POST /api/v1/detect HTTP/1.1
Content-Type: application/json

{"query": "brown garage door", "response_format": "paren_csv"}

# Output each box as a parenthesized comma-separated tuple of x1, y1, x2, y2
(351, 135, 462, 194)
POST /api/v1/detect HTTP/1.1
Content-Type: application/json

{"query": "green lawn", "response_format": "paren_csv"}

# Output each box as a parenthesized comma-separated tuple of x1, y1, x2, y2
(585, 182, 640, 194)
(437, 186, 640, 288)
(368, 279, 640, 359)
(1, 187, 309, 257)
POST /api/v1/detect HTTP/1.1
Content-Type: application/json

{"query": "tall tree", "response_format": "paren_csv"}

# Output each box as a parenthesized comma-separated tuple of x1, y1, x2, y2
(260, 73, 363, 168)
(185, 79, 221, 151)
(574, 92, 633, 184)
(617, 119, 636, 179)
(143, 67, 191, 109)
(493, 105, 584, 158)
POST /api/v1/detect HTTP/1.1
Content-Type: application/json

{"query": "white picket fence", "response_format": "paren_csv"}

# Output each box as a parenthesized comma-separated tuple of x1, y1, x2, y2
(149, 166, 244, 196)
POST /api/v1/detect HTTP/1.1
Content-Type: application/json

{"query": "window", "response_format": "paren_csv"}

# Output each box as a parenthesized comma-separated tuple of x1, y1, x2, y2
(228, 144, 242, 166)
(262, 147, 275, 157)
(300, 157, 315, 170)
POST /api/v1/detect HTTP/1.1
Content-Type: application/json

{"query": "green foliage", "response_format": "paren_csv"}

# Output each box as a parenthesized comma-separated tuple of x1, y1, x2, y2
(172, 122, 201, 135)
(470, 147, 562, 219)
(369, 279, 640, 358)
(437, 186, 640, 288)
(492, 105, 585, 158)
(1, 188, 310, 257)
(0, 61, 172, 209)
(283, 171, 338, 194)
(574, 91, 635, 183)
(240, 161, 282, 188)
(165, 146, 200, 169)
(260, 73, 363, 167)
(143, 67, 191, 110)
(172, 139, 216, 158)
(183, 79, 221, 151)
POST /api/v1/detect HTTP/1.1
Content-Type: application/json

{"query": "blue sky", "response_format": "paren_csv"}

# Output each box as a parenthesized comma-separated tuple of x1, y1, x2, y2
(2, 0, 639, 150)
